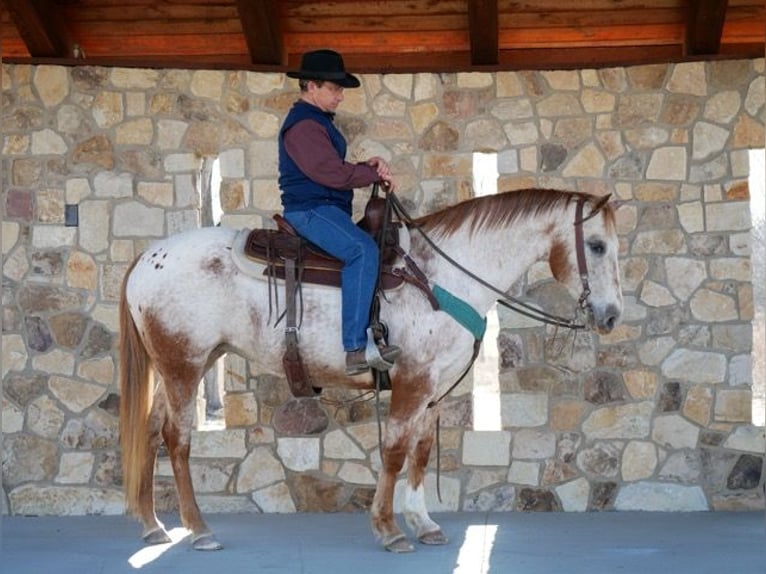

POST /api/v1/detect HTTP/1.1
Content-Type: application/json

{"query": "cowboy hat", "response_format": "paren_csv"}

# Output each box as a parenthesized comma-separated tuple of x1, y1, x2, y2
(286, 49, 360, 88)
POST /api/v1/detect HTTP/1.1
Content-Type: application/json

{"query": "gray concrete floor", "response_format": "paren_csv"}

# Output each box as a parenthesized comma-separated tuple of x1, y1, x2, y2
(1, 511, 765, 573)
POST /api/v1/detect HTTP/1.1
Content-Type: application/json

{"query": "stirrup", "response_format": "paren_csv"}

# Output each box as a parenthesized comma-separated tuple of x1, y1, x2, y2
(364, 327, 396, 371)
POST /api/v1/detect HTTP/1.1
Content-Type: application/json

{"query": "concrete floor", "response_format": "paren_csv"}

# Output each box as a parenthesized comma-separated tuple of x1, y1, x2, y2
(2, 511, 765, 574)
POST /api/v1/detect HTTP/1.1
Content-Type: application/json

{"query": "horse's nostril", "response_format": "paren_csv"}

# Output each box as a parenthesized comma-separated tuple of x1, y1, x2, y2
(602, 305, 621, 332)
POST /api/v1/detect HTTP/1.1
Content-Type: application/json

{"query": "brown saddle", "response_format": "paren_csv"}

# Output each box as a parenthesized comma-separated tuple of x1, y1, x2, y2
(243, 196, 404, 290)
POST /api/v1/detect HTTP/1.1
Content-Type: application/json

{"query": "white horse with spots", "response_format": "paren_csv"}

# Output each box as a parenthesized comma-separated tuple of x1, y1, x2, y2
(119, 188, 623, 552)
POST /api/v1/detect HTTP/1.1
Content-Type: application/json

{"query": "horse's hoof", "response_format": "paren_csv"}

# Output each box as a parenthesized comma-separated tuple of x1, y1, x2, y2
(384, 534, 415, 554)
(419, 529, 448, 545)
(143, 527, 172, 545)
(192, 533, 223, 551)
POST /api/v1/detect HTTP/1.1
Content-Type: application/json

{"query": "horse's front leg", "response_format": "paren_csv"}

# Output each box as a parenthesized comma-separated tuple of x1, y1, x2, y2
(371, 416, 414, 553)
(402, 405, 448, 546)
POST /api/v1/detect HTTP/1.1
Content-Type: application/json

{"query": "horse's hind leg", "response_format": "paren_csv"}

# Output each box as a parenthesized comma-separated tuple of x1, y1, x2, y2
(162, 377, 222, 551)
(137, 391, 172, 544)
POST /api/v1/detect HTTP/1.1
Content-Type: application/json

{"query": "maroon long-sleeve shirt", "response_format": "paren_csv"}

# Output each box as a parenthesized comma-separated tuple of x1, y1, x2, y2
(283, 118, 379, 191)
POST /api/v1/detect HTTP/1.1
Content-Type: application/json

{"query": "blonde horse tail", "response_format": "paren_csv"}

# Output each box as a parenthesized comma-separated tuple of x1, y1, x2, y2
(119, 256, 152, 517)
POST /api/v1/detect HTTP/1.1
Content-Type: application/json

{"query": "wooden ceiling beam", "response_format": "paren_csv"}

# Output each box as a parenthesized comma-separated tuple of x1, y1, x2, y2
(236, 0, 284, 65)
(686, 0, 729, 55)
(468, 0, 499, 65)
(5, 42, 763, 74)
(4, 0, 75, 58)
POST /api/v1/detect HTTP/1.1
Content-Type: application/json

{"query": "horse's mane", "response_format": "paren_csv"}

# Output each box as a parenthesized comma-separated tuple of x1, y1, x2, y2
(412, 188, 615, 237)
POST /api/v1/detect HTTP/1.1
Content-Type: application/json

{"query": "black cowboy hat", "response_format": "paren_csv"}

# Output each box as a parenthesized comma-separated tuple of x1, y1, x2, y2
(286, 49, 361, 88)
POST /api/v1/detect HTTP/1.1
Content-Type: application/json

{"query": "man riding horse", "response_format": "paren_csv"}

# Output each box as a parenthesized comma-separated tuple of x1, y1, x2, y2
(278, 49, 401, 375)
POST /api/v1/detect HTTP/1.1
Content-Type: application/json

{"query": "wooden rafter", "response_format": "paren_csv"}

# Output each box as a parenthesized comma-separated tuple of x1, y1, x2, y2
(686, 0, 729, 55)
(4, 0, 74, 58)
(236, 0, 283, 65)
(468, 0, 499, 65)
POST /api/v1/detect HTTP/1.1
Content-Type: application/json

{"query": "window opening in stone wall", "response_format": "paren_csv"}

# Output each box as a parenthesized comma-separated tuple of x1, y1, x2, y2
(200, 156, 223, 226)
(471, 151, 502, 431)
(749, 148, 765, 426)
(197, 157, 225, 429)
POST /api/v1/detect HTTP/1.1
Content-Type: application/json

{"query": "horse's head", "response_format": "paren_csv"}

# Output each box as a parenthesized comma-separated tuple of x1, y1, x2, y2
(549, 194, 623, 334)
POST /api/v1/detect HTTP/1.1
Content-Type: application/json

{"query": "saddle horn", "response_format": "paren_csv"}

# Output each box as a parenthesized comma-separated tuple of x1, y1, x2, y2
(360, 183, 387, 234)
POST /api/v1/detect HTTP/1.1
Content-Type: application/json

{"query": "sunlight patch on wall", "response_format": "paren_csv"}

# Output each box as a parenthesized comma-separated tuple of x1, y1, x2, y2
(196, 156, 225, 430)
(201, 156, 223, 226)
(472, 152, 502, 431)
(749, 148, 765, 427)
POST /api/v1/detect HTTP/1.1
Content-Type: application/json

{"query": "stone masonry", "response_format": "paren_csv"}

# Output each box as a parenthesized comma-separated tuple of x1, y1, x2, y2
(2, 60, 765, 516)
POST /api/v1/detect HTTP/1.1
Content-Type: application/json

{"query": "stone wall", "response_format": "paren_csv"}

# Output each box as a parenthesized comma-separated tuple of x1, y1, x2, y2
(2, 60, 765, 516)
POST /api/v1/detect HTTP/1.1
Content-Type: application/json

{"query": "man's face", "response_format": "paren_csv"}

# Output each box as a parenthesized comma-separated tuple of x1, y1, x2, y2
(307, 80, 345, 113)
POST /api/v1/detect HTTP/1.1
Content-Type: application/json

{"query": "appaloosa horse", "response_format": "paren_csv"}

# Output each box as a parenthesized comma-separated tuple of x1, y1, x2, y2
(119, 188, 623, 552)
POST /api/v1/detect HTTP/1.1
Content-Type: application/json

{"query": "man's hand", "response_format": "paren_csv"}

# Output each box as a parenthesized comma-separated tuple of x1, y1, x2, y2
(366, 157, 396, 192)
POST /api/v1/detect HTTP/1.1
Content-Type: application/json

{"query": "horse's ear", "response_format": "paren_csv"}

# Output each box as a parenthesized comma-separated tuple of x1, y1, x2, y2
(593, 193, 611, 211)
(586, 193, 612, 220)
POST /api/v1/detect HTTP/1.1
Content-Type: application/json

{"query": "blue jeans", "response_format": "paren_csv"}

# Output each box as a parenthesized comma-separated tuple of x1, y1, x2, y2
(284, 205, 379, 351)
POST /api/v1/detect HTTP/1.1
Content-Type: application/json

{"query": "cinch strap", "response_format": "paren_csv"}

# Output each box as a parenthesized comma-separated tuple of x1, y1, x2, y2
(432, 284, 487, 340)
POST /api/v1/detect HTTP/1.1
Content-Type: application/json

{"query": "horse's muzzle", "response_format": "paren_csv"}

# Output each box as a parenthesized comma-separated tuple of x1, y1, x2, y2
(591, 303, 621, 334)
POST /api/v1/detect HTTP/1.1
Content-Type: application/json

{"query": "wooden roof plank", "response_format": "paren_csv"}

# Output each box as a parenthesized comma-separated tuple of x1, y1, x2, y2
(4, 0, 75, 58)
(469, 0, 499, 65)
(501, 0, 684, 10)
(498, 8, 685, 28)
(499, 23, 685, 48)
(62, 2, 239, 22)
(236, 0, 284, 65)
(74, 34, 249, 58)
(722, 19, 766, 44)
(282, 14, 466, 33)
(66, 20, 245, 37)
(686, 0, 728, 55)
(285, 0, 466, 18)
(284, 30, 470, 53)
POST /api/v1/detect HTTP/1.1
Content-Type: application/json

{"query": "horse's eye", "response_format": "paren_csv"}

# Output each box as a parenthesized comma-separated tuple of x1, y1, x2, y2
(588, 240, 606, 256)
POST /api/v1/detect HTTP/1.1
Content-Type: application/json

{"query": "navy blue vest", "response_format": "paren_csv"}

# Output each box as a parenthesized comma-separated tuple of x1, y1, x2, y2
(278, 101, 352, 215)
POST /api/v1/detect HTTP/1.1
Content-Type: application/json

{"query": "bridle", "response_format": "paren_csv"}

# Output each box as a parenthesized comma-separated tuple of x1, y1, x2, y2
(574, 197, 593, 314)
(572, 194, 609, 318)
